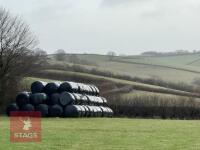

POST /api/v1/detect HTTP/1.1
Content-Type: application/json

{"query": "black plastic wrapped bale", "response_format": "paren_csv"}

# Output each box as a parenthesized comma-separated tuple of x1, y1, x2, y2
(105, 107, 113, 117)
(78, 105, 86, 117)
(30, 93, 47, 106)
(82, 105, 90, 117)
(89, 96, 101, 106)
(49, 104, 63, 117)
(90, 106, 97, 117)
(94, 106, 99, 117)
(77, 83, 87, 94)
(49, 93, 60, 105)
(59, 81, 79, 93)
(104, 107, 111, 117)
(88, 85, 95, 95)
(86, 95, 94, 105)
(80, 95, 89, 105)
(101, 97, 108, 106)
(73, 93, 88, 105)
(96, 97, 104, 106)
(35, 104, 49, 117)
(86, 85, 92, 95)
(89, 85, 98, 96)
(44, 82, 61, 95)
(95, 106, 103, 117)
(16, 92, 31, 107)
(93, 106, 99, 117)
(84, 85, 91, 95)
(100, 106, 108, 117)
(31, 81, 47, 93)
(85, 105, 93, 117)
(91, 85, 99, 96)
(72, 93, 82, 105)
(21, 104, 35, 111)
(59, 92, 75, 106)
(63, 105, 82, 117)
(6, 103, 19, 116)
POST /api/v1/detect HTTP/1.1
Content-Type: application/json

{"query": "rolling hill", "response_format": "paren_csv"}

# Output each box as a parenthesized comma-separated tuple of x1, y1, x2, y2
(48, 53, 200, 85)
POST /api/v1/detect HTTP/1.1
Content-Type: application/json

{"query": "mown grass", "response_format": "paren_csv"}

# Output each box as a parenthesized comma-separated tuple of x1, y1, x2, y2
(1, 117, 200, 150)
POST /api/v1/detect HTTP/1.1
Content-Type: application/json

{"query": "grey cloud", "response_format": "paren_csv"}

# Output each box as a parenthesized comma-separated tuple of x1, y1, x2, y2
(1, 0, 200, 54)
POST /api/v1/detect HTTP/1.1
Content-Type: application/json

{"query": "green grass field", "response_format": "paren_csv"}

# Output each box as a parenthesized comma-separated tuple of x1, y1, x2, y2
(1, 117, 200, 150)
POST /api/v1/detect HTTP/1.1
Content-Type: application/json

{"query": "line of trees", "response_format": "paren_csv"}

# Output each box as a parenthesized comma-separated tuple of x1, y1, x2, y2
(141, 50, 200, 56)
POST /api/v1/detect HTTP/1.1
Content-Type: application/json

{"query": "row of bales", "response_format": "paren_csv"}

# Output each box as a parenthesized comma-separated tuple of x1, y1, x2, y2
(6, 81, 114, 117)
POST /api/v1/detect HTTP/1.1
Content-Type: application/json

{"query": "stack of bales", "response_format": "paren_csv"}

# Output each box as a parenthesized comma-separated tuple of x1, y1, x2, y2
(6, 81, 114, 118)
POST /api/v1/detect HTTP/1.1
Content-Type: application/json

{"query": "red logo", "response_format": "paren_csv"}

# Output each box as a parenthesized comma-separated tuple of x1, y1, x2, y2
(10, 111, 41, 142)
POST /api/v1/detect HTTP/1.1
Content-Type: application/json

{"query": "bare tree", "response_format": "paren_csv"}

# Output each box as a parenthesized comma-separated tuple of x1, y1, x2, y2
(107, 51, 116, 61)
(0, 8, 44, 107)
(54, 49, 66, 61)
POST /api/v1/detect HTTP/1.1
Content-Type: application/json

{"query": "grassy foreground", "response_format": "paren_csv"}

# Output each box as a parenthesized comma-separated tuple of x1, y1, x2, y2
(1, 117, 200, 150)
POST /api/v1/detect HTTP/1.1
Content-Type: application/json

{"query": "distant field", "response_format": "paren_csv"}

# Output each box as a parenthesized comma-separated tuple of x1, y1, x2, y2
(122, 90, 200, 106)
(1, 117, 200, 150)
(24, 69, 200, 98)
(48, 54, 200, 85)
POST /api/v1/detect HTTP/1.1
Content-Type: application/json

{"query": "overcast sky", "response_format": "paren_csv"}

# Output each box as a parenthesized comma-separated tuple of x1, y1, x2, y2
(0, 0, 200, 54)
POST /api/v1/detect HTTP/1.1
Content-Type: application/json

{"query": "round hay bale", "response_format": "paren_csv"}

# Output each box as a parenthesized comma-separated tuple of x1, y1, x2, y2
(90, 106, 97, 117)
(93, 97, 102, 106)
(49, 104, 63, 117)
(104, 107, 113, 117)
(95, 106, 103, 117)
(63, 105, 82, 117)
(30, 93, 47, 106)
(78, 105, 86, 117)
(16, 92, 31, 107)
(93, 86, 100, 96)
(86, 95, 96, 105)
(84, 85, 91, 95)
(89, 85, 97, 95)
(31, 81, 47, 93)
(6, 103, 19, 116)
(21, 104, 35, 111)
(59, 92, 75, 106)
(85, 105, 93, 117)
(88, 85, 96, 95)
(99, 106, 105, 117)
(96, 97, 104, 106)
(49, 93, 60, 105)
(59, 81, 79, 93)
(101, 97, 108, 106)
(35, 104, 49, 117)
(44, 82, 61, 95)
(72, 93, 82, 104)
(82, 95, 89, 105)
(82, 105, 90, 117)
(100, 106, 109, 117)
(77, 83, 86, 94)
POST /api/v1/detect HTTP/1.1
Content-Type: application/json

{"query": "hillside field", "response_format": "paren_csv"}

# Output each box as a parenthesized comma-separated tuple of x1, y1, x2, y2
(1, 117, 200, 150)
(48, 53, 200, 85)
